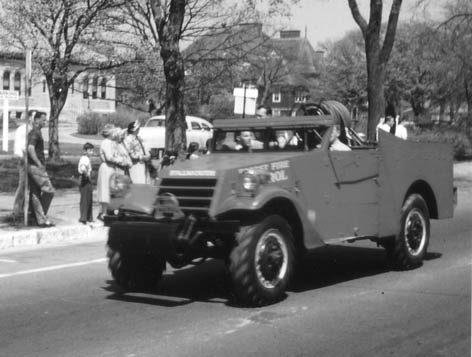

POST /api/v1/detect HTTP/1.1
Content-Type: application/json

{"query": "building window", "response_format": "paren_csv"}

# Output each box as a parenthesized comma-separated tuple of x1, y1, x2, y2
(3, 71, 10, 90)
(100, 78, 106, 99)
(83, 76, 89, 99)
(92, 76, 98, 99)
(272, 91, 281, 103)
(294, 91, 306, 103)
(14, 72, 21, 95)
(42, 80, 46, 93)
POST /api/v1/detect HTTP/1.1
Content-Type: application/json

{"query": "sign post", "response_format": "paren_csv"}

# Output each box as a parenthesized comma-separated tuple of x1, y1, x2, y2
(1, 90, 19, 152)
(24, 49, 32, 226)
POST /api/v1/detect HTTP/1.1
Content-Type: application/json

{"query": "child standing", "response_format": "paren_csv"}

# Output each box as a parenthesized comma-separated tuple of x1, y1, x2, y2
(78, 142, 94, 224)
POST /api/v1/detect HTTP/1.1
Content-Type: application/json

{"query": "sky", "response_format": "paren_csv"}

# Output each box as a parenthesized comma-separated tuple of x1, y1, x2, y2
(284, 0, 447, 47)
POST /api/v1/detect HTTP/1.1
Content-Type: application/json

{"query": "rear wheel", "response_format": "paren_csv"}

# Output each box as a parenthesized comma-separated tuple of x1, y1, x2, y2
(108, 249, 165, 291)
(385, 194, 430, 270)
(228, 215, 295, 306)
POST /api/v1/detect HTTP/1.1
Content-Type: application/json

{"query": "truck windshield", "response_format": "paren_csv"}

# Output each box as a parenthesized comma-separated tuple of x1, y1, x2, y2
(211, 127, 327, 152)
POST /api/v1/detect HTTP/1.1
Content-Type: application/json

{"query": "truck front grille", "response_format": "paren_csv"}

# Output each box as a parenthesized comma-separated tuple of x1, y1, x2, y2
(158, 178, 217, 217)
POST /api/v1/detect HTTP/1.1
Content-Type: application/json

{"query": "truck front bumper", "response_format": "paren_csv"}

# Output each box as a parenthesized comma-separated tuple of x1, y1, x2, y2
(105, 215, 240, 267)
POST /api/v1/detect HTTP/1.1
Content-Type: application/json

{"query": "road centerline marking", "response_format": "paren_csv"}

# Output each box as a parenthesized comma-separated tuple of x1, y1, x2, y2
(0, 259, 17, 263)
(0, 258, 107, 279)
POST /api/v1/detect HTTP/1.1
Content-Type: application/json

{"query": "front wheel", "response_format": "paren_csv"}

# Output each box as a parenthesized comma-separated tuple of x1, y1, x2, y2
(386, 194, 430, 270)
(228, 215, 295, 306)
(108, 249, 165, 291)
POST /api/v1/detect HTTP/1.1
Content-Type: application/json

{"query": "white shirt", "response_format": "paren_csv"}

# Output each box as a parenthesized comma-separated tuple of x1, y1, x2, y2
(13, 124, 28, 158)
(395, 124, 408, 140)
(329, 139, 351, 151)
(78, 155, 92, 176)
(376, 123, 392, 141)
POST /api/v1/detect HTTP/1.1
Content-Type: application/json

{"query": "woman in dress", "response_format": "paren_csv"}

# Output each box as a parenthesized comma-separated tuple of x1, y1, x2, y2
(123, 120, 150, 183)
(111, 127, 132, 176)
(96, 124, 117, 220)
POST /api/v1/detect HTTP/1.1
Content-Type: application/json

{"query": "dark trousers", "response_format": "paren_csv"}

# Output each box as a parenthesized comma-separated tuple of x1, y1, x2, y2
(79, 179, 93, 222)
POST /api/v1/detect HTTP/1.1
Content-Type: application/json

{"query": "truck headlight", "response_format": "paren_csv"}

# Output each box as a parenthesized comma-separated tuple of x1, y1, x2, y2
(109, 173, 132, 197)
(242, 172, 259, 192)
(239, 170, 270, 195)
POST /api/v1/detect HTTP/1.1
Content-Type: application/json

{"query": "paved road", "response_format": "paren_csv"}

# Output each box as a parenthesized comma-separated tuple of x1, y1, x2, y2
(0, 186, 470, 357)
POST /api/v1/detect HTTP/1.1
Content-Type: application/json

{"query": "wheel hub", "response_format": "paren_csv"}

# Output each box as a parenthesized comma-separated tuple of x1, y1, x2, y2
(255, 229, 288, 289)
(405, 209, 426, 256)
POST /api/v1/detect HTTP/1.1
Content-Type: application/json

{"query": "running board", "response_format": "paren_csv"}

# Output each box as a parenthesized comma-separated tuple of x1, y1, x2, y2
(325, 235, 376, 244)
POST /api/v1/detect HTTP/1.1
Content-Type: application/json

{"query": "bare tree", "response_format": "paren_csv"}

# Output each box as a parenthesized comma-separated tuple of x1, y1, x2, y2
(0, 0, 127, 161)
(348, 0, 403, 141)
(122, 0, 297, 153)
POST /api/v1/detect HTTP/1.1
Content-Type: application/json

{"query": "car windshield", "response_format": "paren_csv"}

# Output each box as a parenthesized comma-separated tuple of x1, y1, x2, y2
(211, 127, 328, 152)
(145, 119, 165, 127)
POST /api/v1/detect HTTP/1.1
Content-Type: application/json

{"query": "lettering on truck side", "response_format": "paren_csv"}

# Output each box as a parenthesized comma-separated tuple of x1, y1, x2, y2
(238, 160, 290, 183)
(169, 170, 217, 176)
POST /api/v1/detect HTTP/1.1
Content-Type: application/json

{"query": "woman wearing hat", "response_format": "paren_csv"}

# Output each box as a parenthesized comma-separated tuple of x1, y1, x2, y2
(96, 123, 130, 220)
(123, 120, 150, 184)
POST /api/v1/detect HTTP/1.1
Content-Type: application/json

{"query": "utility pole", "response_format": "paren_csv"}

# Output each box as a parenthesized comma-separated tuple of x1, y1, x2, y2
(24, 49, 32, 226)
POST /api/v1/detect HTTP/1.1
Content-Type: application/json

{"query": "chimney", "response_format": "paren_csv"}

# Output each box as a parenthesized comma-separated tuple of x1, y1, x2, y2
(280, 30, 301, 39)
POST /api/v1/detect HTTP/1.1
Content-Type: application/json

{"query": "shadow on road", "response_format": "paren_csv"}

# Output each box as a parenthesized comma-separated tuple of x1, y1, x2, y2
(291, 245, 441, 293)
(104, 259, 231, 307)
(104, 245, 442, 307)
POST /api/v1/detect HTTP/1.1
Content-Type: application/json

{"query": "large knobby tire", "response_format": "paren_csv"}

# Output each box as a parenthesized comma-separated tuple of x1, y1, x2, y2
(108, 249, 165, 291)
(387, 194, 430, 270)
(229, 215, 295, 306)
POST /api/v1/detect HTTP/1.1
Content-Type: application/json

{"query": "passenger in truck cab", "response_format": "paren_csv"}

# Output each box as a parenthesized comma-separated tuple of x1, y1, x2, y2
(273, 130, 299, 149)
(234, 130, 263, 151)
(329, 124, 351, 151)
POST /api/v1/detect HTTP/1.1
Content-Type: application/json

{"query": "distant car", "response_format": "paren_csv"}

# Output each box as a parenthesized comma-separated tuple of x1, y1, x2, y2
(139, 115, 213, 155)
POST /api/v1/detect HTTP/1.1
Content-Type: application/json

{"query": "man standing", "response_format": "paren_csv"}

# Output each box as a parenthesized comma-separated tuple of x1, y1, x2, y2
(12, 111, 34, 218)
(27, 112, 55, 227)
(256, 105, 272, 118)
(376, 116, 395, 141)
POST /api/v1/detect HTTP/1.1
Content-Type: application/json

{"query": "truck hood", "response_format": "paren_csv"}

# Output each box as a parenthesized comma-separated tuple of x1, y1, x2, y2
(162, 152, 304, 175)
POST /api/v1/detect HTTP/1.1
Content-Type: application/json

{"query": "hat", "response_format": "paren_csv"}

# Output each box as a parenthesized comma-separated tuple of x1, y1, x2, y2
(101, 123, 115, 138)
(127, 120, 141, 134)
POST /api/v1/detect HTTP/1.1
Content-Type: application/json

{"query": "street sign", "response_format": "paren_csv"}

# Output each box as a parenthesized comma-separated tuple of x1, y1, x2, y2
(0, 90, 19, 100)
(233, 86, 258, 116)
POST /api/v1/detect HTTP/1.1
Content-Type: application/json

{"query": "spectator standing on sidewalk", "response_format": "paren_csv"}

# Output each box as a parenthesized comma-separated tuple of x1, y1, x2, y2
(12, 111, 34, 218)
(97, 124, 116, 220)
(112, 127, 132, 176)
(123, 120, 150, 183)
(27, 112, 55, 227)
(78, 142, 94, 224)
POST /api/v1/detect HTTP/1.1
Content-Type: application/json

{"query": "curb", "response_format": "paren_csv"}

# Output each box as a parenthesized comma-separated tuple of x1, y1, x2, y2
(0, 223, 108, 250)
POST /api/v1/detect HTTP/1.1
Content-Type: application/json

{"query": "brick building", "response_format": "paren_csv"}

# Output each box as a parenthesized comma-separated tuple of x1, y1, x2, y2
(265, 30, 323, 116)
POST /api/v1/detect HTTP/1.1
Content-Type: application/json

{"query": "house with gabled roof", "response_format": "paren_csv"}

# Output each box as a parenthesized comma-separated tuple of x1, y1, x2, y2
(263, 30, 323, 116)
(184, 25, 323, 117)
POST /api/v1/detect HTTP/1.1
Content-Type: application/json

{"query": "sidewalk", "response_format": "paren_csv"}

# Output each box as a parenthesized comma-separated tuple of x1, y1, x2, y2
(0, 188, 108, 250)
(1, 121, 106, 250)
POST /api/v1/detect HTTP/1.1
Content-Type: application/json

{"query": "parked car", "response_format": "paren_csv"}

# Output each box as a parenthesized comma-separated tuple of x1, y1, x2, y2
(104, 101, 456, 306)
(139, 115, 213, 155)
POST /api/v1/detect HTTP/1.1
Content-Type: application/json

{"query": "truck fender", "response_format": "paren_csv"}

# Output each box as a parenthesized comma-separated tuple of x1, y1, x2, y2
(218, 185, 324, 249)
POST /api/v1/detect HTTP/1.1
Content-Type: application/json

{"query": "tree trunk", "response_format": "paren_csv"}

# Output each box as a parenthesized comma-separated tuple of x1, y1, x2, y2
(365, 38, 385, 141)
(46, 78, 68, 162)
(464, 78, 472, 140)
(348, 0, 403, 141)
(154, 0, 187, 155)
(162, 51, 186, 152)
